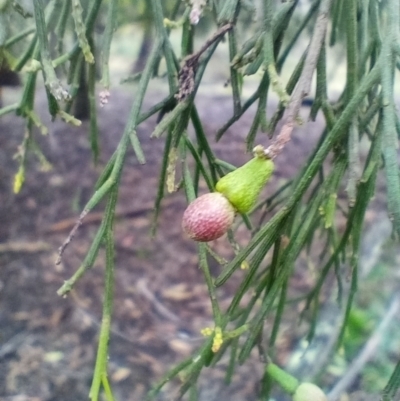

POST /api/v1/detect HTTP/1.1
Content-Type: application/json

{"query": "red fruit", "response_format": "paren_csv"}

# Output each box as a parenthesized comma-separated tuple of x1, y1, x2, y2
(182, 193, 235, 242)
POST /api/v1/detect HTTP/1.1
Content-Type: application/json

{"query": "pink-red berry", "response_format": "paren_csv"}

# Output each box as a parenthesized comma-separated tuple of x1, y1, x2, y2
(182, 193, 235, 242)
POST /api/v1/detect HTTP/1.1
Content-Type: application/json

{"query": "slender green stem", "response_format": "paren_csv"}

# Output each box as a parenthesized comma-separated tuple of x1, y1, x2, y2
(216, 78, 262, 141)
(146, 358, 193, 400)
(199, 244, 222, 325)
(263, 0, 289, 104)
(30, 0, 103, 76)
(101, 373, 115, 401)
(89, 187, 118, 401)
(190, 106, 219, 184)
(346, 119, 360, 206)
(382, 359, 400, 401)
(269, 276, 288, 347)
(71, 0, 95, 63)
(217, 0, 239, 23)
(151, 127, 173, 236)
(0, 103, 19, 117)
(88, 57, 99, 162)
(184, 136, 214, 191)
(57, 36, 164, 262)
(228, 28, 241, 114)
(380, 0, 400, 236)
(151, 100, 190, 138)
(329, 0, 344, 46)
(54, 0, 70, 55)
(277, 0, 320, 68)
(345, 0, 358, 99)
(33, 0, 69, 101)
(345, 0, 359, 205)
(4, 27, 35, 47)
(101, 0, 119, 88)
(90, 38, 163, 206)
(284, 61, 380, 212)
(14, 36, 38, 72)
(57, 218, 107, 296)
(239, 176, 328, 362)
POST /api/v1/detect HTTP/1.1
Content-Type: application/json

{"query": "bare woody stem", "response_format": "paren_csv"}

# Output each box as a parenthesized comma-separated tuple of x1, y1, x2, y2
(265, 0, 334, 159)
(176, 23, 233, 101)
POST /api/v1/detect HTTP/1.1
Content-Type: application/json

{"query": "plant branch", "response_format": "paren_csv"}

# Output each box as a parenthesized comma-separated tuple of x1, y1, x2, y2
(33, 0, 70, 101)
(265, 0, 333, 159)
(176, 22, 233, 101)
(380, 0, 400, 237)
(56, 38, 164, 265)
(89, 188, 118, 401)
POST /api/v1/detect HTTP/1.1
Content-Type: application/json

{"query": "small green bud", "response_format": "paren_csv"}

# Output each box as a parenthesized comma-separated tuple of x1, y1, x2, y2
(293, 383, 327, 401)
(215, 148, 274, 214)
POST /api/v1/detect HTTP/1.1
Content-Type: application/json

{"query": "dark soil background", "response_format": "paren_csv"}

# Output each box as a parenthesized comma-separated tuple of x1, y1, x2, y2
(0, 85, 398, 401)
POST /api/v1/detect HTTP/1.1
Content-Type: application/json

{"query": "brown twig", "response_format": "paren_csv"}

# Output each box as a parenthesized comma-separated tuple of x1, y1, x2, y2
(56, 208, 88, 265)
(176, 22, 233, 101)
(54, 205, 153, 265)
(265, 0, 334, 159)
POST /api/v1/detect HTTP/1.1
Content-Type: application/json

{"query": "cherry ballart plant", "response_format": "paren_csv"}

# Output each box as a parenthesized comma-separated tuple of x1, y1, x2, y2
(2, 0, 400, 400)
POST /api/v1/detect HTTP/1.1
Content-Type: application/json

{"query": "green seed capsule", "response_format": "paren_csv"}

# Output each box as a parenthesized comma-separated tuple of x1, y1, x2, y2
(215, 153, 274, 214)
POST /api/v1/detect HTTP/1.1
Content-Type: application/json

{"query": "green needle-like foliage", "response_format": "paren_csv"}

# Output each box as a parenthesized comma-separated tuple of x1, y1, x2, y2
(1, 0, 400, 399)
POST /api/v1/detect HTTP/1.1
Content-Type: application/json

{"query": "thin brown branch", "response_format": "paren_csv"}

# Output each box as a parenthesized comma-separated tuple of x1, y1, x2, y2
(265, 0, 334, 159)
(176, 22, 233, 101)
(56, 208, 88, 265)
(197, 23, 233, 59)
